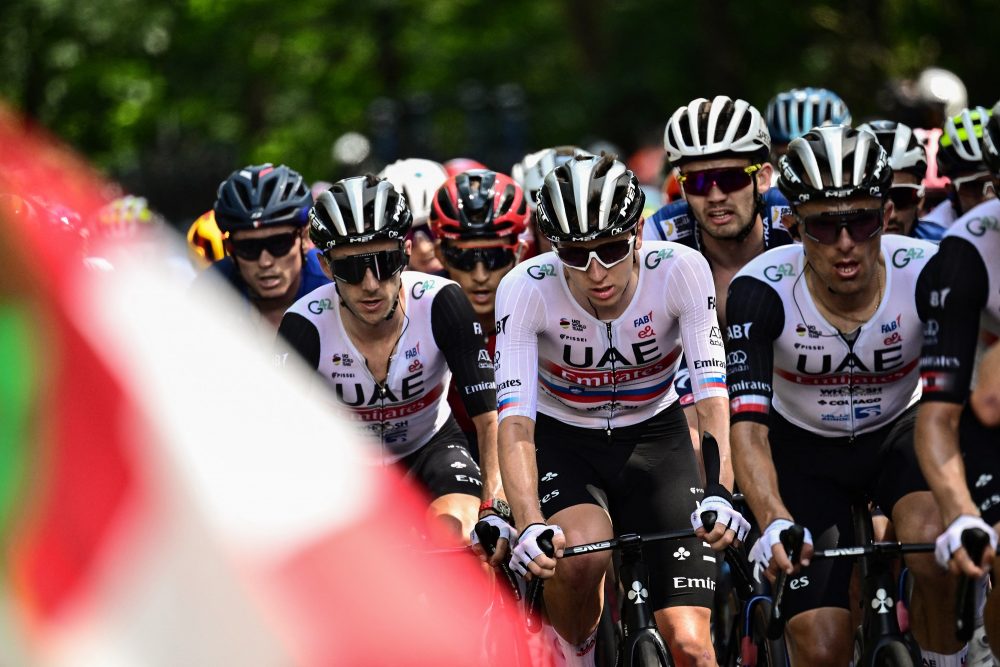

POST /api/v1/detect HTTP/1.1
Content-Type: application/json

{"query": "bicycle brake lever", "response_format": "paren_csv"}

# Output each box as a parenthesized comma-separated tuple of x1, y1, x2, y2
(524, 529, 555, 633)
(767, 524, 805, 640)
(956, 527, 990, 642)
(474, 522, 522, 601)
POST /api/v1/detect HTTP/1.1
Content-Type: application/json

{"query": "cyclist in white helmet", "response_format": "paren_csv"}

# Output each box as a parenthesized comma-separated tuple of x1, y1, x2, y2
(765, 87, 852, 163)
(498, 154, 746, 667)
(858, 120, 947, 241)
(380, 158, 449, 274)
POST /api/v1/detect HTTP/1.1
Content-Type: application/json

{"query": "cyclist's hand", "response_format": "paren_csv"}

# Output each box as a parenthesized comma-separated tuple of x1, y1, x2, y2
(692, 495, 751, 550)
(470, 514, 513, 567)
(509, 523, 564, 580)
(935, 515, 998, 577)
(750, 519, 813, 583)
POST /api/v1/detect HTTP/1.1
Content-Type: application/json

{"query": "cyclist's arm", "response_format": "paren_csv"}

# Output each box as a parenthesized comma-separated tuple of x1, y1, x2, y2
(914, 240, 989, 523)
(725, 275, 788, 525)
(431, 284, 500, 501)
(668, 250, 733, 489)
(494, 272, 545, 528)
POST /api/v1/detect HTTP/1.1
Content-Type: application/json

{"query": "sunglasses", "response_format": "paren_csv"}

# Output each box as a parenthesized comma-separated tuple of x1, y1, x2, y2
(952, 171, 994, 196)
(799, 209, 883, 245)
(555, 234, 635, 271)
(887, 184, 923, 210)
(329, 249, 407, 284)
(441, 244, 516, 272)
(678, 164, 762, 196)
(230, 232, 299, 261)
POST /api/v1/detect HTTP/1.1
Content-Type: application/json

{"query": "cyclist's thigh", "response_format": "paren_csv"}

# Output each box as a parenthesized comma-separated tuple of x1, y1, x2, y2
(873, 405, 931, 518)
(770, 414, 866, 616)
(400, 418, 482, 500)
(534, 412, 623, 519)
(608, 404, 716, 611)
(958, 401, 1000, 525)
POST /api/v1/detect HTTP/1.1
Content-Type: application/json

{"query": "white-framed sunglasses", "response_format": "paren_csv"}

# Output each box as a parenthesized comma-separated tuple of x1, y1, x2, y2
(555, 234, 636, 271)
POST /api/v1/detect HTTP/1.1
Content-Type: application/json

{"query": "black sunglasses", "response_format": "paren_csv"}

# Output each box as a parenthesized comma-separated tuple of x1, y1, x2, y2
(887, 185, 922, 210)
(230, 232, 299, 261)
(800, 209, 883, 245)
(329, 249, 407, 284)
(441, 245, 516, 272)
(678, 164, 762, 196)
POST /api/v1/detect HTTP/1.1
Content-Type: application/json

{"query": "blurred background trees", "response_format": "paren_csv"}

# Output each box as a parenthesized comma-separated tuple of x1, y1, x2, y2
(1, 0, 997, 225)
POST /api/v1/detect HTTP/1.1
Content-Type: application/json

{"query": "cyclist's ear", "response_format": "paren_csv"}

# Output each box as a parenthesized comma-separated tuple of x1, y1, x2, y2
(433, 238, 445, 266)
(635, 218, 645, 250)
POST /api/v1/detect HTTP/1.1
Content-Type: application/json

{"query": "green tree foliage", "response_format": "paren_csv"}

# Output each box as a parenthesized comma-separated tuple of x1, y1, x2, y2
(0, 0, 997, 222)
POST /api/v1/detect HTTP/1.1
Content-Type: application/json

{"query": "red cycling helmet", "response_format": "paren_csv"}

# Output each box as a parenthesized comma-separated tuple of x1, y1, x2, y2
(430, 169, 528, 242)
(443, 157, 488, 178)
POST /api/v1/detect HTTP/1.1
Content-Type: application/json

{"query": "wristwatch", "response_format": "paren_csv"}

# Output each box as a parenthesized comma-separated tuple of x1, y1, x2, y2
(479, 498, 512, 522)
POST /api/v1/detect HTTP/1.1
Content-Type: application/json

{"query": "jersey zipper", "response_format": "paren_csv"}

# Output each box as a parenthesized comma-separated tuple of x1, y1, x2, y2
(605, 321, 617, 443)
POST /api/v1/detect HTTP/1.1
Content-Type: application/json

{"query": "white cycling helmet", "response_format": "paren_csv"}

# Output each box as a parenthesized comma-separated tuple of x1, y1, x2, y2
(378, 158, 448, 223)
(766, 88, 851, 145)
(856, 120, 927, 180)
(663, 96, 770, 167)
(938, 106, 992, 175)
(512, 146, 591, 208)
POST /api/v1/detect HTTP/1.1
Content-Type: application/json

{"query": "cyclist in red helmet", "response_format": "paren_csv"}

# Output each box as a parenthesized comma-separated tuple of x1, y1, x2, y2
(430, 169, 529, 455)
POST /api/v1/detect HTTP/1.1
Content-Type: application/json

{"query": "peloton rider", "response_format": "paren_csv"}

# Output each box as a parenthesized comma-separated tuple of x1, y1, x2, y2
(194, 163, 330, 331)
(726, 126, 960, 666)
(765, 87, 852, 162)
(380, 158, 449, 274)
(915, 100, 1000, 661)
(276, 175, 506, 554)
(652, 96, 793, 444)
(430, 169, 530, 458)
(924, 106, 996, 230)
(496, 155, 747, 667)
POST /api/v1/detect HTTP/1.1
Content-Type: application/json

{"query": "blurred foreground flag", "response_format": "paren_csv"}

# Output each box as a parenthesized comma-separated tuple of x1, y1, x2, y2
(0, 108, 538, 665)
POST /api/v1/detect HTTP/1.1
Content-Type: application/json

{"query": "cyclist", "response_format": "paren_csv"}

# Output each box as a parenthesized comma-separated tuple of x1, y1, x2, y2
(915, 101, 1000, 660)
(765, 87, 851, 162)
(429, 169, 529, 459)
(276, 175, 505, 553)
(380, 158, 449, 274)
(191, 163, 329, 332)
(654, 96, 793, 443)
(496, 154, 747, 667)
(727, 126, 958, 666)
(924, 106, 995, 230)
(512, 145, 591, 257)
(858, 120, 948, 241)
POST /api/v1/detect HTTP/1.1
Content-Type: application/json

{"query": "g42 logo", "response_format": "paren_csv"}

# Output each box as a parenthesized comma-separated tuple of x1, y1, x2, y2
(966, 215, 1000, 237)
(527, 264, 556, 280)
(307, 298, 335, 314)
(644, 248, 675, 269)
(892, 247, 925, 268)
(411, 280, 435, 299)
(764, 263, 795, 282)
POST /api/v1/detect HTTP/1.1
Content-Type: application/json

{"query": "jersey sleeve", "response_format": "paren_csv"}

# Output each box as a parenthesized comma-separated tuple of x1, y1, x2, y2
(725, 276, 784, 426)
(494, 271, 546, 423)
(663, 250, 728, 402)
(275, 311, 321, 370)
(915, 237, 989, 403)
(430, 284, 497, 418)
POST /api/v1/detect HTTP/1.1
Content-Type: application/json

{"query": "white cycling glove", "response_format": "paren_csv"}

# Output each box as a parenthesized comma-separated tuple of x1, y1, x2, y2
(749, 519, 813, 571)
(470, 514, 514, 552)
(509, 523, 563, 577)
(935, 515, 998, 570)
(691, 496, 751, 543)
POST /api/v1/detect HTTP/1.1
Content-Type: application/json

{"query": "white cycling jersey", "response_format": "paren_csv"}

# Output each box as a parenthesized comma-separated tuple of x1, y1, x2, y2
(494, 242, 726, 430)
(726, 235, 938, 437)
(922, 198, 958, 229)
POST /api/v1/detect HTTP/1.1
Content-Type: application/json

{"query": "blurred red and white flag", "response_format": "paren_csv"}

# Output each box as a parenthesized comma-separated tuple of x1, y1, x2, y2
(0, 107, 545, 666)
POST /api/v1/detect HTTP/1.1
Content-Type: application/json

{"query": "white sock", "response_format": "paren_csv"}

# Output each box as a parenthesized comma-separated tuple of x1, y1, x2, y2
(920, 645, 969, 667)
(553, 627, 598, 667)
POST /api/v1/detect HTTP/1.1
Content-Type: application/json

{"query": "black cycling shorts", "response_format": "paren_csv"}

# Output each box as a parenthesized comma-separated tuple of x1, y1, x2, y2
(533, 402, 717, 610)
(960, 402, 1000, 525)
(397, 417, 482, 500)
(768, 404, 928, 617)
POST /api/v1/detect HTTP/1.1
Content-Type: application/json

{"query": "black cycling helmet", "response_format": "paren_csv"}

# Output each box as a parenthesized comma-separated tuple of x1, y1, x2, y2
(983, 101, 1000, 177)
(213, 163, 312, 233)
(309, 174, 412, 251)
(778, 126, 892, 206)
(856, 120, 927, 181)
(535, 155, 645, 243)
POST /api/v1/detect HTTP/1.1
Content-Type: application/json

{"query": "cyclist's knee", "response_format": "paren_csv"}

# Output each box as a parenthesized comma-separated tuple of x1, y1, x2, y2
(655, 606, 713, 667)
(786, 610, 852, 666)
(426, 493, 478, 544)
(552, 551, 609, 591)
